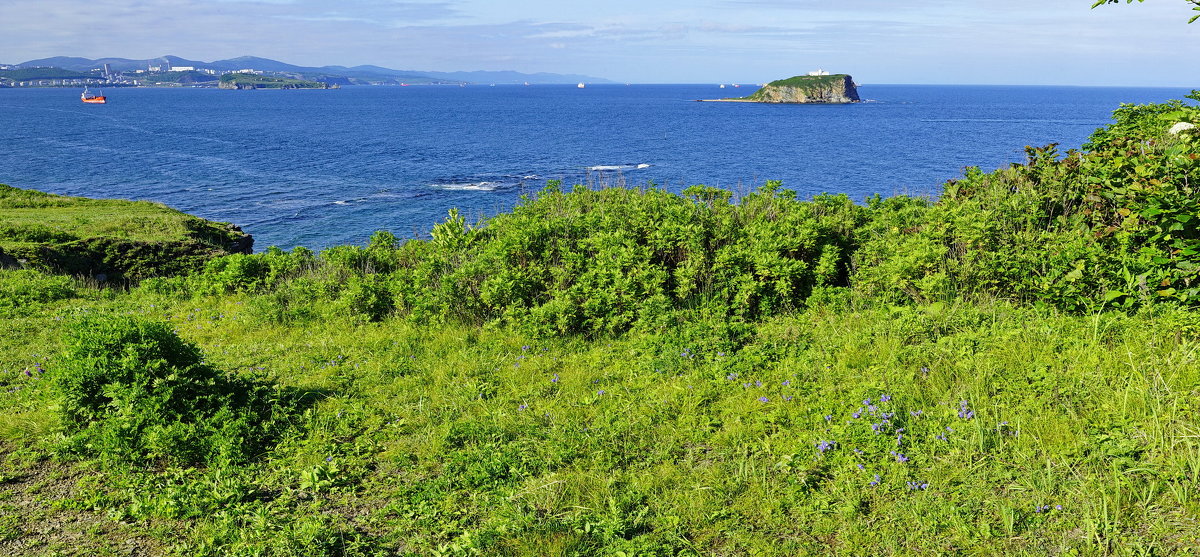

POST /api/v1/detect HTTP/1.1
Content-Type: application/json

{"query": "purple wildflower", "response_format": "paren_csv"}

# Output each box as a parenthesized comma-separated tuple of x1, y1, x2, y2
(906, 481, 929, 491)
(727, 372, 738, 381)
(880, 394, 892, 403)
(851, 409, 863, 419)
(758, 396, 769, 403)
(518, 404, 528, 411)
(869, 474, 881, 486)
(782, 380, 791, 387)
(754, 380, 762, 388)
(824, 415, 833, 422)
(816, 440, 834, 453)
(597, 390, 605, 396)
(857, 464, 865, 471)
(783, 395, 793, 402)
(23, 369, 32, 377)
(890, 451, 909, 463)
(551, 374, 559, 383)
(958, 400, 975, 420)
(910, 410, 923, 417)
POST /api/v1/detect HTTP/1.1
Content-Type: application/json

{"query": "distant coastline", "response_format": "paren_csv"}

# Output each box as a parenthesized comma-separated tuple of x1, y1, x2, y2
(0, 54, 613, 89)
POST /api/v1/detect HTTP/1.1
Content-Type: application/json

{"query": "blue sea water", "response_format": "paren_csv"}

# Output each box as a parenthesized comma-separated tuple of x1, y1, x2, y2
(0, 84, 1191, 250)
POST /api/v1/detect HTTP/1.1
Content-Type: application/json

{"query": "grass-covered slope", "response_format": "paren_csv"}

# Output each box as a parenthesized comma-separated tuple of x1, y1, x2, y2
(0, 94, 1198, 555)
(760, 73, 852, 89)
(0, 185, 252, 280)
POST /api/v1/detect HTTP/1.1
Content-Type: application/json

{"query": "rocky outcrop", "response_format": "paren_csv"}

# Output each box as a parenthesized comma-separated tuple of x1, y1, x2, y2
(0, 184, 254, 282)
(744, 74, 860, 104)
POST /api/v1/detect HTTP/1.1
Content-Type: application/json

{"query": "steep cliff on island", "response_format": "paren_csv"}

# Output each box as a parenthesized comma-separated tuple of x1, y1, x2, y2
(744, 74, 860, 104)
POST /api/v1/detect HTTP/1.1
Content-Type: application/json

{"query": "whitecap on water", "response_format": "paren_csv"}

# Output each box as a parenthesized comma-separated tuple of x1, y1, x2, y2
(587, 163, 653, 171)
(430, 181, 500, 191)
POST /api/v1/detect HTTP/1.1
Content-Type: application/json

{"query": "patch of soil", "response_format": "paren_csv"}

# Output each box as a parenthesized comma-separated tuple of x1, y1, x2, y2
(0, 445, 168, 556)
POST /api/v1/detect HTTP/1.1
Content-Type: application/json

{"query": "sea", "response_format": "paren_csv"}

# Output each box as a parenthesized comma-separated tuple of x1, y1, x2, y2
(0, 84, 1192, 250)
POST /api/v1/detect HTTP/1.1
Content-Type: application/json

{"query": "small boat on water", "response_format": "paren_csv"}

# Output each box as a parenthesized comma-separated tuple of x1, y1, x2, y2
(577, 82, 585, 89)
(81, 86, 106, 104)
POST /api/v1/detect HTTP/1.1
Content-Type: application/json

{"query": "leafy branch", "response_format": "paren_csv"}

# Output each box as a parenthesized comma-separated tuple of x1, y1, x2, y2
(1091, 0, 1200, 23)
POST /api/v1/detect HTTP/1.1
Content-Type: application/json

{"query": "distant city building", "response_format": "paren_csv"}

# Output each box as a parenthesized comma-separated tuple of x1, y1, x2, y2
(807, 69, 830, 76)
(172, 66, 196, 72)
(234, 69, 263, 75)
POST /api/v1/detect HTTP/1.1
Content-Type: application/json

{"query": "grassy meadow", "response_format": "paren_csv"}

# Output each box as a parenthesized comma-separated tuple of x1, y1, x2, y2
(0, 94, 1198, 555)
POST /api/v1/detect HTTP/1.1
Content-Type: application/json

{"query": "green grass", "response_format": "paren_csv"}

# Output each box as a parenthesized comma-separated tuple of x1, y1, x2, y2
(0, 185, 217, 245)
(0, 184, 251, 280)
(2, 278, 1199, 554)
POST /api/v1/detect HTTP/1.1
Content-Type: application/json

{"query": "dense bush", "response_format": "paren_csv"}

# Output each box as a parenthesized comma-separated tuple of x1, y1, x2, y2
(382, 182, 865, 336)
(854, 92, 1200, 310)
(51, 314, 292, 466)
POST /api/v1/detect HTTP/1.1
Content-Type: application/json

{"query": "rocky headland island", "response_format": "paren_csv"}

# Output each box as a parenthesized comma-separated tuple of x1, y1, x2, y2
(703, 73, 860, 104)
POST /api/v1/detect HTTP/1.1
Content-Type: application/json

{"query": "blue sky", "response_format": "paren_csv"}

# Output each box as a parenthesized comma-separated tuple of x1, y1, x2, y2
(5, 0, 1199, 85)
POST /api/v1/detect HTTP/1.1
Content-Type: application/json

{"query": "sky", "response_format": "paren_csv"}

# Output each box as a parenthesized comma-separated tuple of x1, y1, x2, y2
(4, 0, 1199, 85)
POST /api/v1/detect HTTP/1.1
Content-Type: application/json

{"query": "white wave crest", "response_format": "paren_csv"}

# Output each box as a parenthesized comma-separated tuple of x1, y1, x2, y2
(587, 163, 652, 171)
(431, 181, 499, 191)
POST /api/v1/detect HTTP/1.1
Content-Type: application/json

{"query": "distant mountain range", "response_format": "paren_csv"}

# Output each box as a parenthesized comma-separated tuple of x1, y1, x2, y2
(11, 55, 614, 85)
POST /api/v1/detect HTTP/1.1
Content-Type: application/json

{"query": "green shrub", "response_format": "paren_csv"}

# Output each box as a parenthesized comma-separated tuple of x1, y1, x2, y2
(338, 273, 394, 322)
(164, 246, 314, 297)
(51, 314, 290, 466)
(384, 181, 865, 336)
(0, 269, 77, 315)
(853, 95, 1200, 311)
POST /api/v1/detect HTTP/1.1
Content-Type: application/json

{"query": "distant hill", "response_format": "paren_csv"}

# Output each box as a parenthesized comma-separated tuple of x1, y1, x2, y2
(15, 55, 613, 85)
(0, 67, 93, 81)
